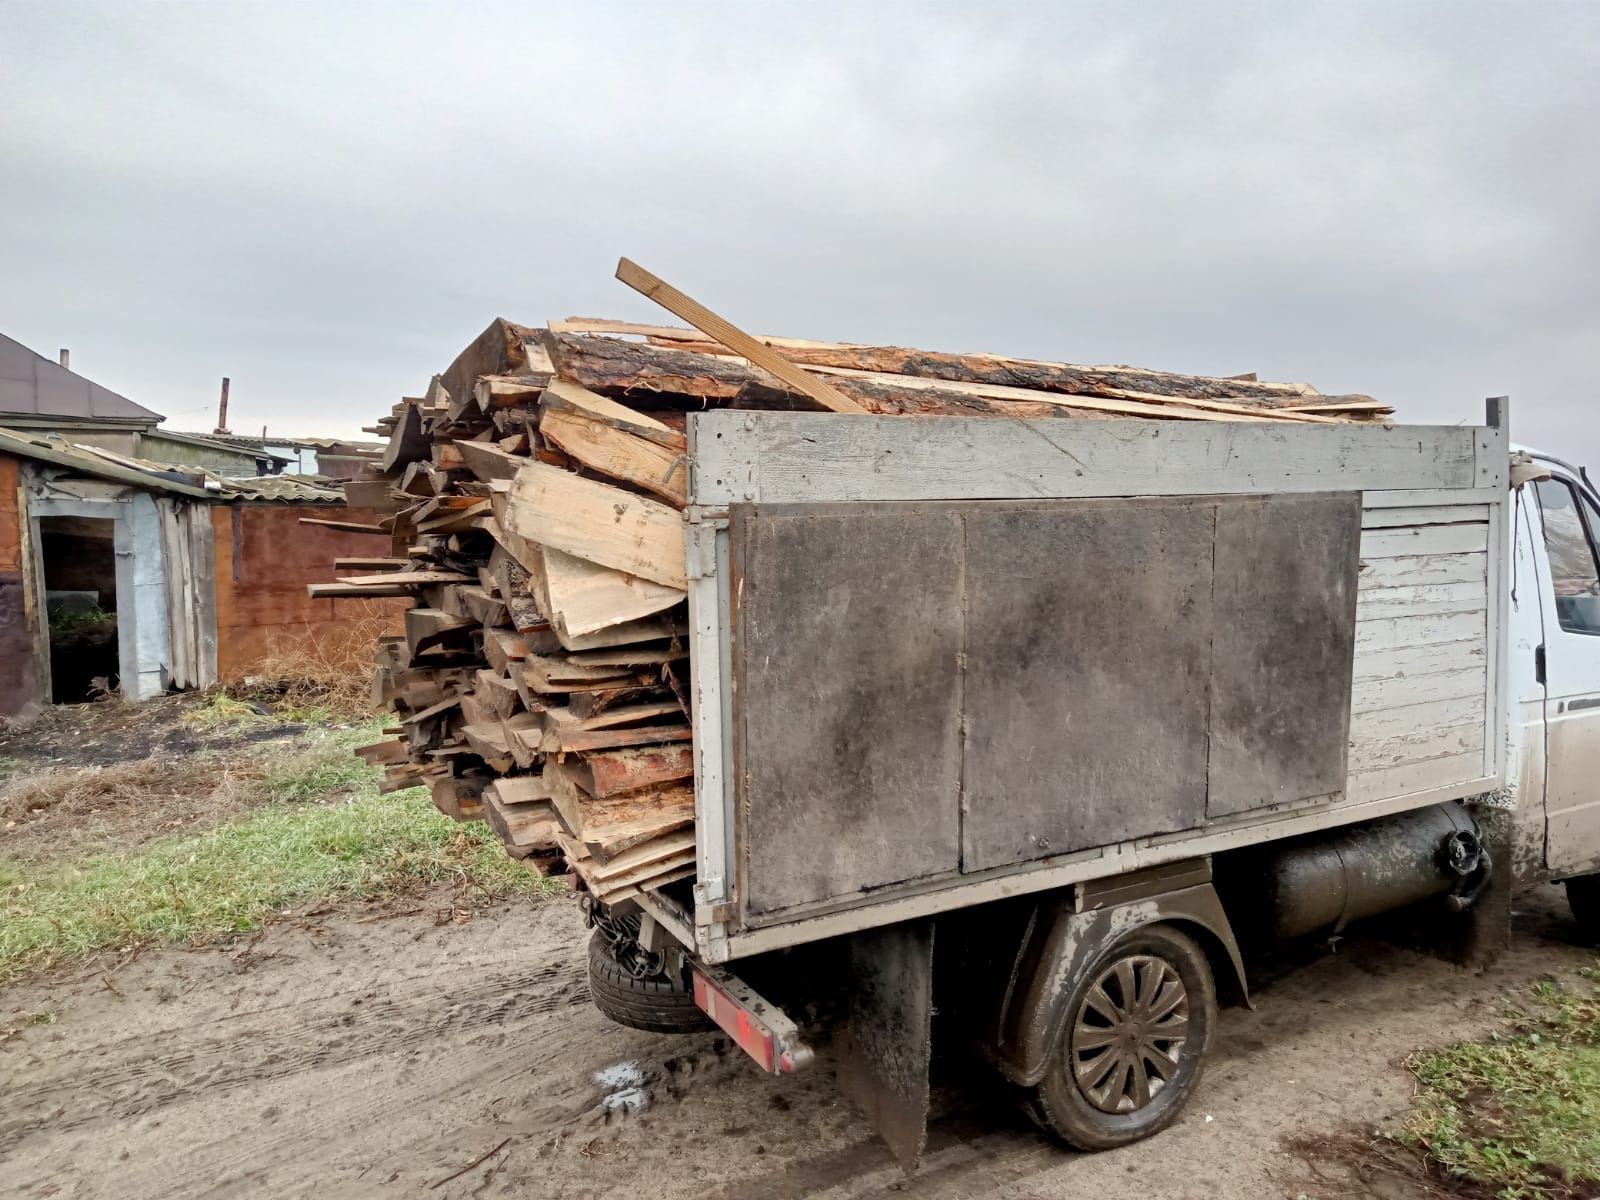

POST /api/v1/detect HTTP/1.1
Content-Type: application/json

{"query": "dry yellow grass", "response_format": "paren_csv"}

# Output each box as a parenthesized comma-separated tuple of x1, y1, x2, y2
(234, 608, 395, 715)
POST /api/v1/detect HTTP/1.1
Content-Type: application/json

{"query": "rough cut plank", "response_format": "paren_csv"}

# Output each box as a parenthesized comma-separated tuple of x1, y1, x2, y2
(591, 863, 697, 904)
(569, 745, 695, 798)
(615, 258, 868, 414)
(544, 723, 693, 755)
(308, 582, 411, 598)
(505, 460, 687, 589)
(542, 379, 684, 448)
(576, 700, 684, 731)
(456, 439, 530, 483)
(489, 775, 554, 805)
(539, 543, 685, 637)
(556, 612, 688, 653)
(801, 362, 1336, 423)
(540, 406, 688, 506)
(336, 570, 471, 586)
(299, 517, 387, 535)
(584, 813, 696, 864)
(550, 317, 1357, 405)
(577, 827, 696, 882)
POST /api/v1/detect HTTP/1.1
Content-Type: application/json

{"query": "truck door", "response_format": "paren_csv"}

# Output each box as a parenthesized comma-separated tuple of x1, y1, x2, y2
(1530, 475, 1600, 876)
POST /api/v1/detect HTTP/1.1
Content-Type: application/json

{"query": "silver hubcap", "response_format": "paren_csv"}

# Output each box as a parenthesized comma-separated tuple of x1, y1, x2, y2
(1069, 953, 1189, 1114)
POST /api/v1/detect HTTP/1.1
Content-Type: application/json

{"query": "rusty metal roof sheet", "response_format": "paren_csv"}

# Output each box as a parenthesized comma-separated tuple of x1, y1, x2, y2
(212, 473, 344, 502)
(0, 427, 344, 503)
(0, 333, 164, 424)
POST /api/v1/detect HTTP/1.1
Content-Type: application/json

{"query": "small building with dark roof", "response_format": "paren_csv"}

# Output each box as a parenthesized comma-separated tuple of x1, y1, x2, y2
(0, 427, 398, 721)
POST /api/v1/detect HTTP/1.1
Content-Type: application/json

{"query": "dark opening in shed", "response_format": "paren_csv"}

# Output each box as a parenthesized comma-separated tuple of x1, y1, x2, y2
(39, 515, 119, 702)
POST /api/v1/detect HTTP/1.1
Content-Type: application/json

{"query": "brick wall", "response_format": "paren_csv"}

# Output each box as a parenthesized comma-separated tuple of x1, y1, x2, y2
(0, 453, 42, 718)
(210, 503, 405, 680)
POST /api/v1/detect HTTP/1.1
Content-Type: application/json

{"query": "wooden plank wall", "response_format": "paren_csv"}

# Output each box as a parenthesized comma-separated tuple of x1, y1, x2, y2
(1348, 501, 1491, 802)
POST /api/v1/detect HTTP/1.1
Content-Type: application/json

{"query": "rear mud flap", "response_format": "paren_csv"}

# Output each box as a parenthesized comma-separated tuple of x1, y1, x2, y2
(836, 918, 935, 1170)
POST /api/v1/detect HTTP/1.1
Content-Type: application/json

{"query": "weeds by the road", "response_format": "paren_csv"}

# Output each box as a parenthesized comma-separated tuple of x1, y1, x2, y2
(1286, 966, 1600, 1200)
(0, 715, 558, 981)
(1395, 965, 1600, 1198)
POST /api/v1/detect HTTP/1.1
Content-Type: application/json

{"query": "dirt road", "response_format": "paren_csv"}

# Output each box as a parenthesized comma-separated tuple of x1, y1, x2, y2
(2, 888, 1593, 1200)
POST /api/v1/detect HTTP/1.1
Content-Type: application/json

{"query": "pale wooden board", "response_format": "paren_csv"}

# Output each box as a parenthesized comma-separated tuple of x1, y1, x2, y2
(1349, 694, 1485, 741)
(542, 378, 682, 442)
(688, 413, 1493, 506)
(1349, 722, 1485, 774)
(1357, 552, 1488, 588)
(540, 407, 688, 506)
(1360, 524, 1490, 558)
(1355, 581, 1488, 618)
(505, 460, 687, 589)
(1352, 637, 1487, 683)
(1361, 505, 1491, 528)
(616, 258, 867, 414)
(1355, 609, 1487, 654)
(1347, 754, 1487, 802)
(538, 544, 684, 638)
(1351, 666, 1486, 714)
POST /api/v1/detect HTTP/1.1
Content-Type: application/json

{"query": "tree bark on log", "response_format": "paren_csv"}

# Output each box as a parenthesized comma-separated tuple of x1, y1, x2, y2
(550, 319, 1383, 408)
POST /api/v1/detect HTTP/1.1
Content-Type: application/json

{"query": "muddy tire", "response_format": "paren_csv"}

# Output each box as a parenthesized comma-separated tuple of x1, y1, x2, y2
(1023, 923, 1216, 1152)
(587, 932, 711, 1035)
(1565, 875, 1600, 942)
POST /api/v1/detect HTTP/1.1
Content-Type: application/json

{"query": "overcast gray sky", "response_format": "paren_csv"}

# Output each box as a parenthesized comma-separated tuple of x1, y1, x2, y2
(2, 1, 1596, 461)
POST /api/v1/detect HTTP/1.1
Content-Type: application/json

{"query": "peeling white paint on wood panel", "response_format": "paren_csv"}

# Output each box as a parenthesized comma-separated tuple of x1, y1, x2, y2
(1359, 524, 1490, 558)
(1355, 609, 1487, 653)
(1351, 666, 1485, 713)
(1350, 693, 1485, 742)
(1358, 552, 1488, 588)
(1349, 722, 1484, 773)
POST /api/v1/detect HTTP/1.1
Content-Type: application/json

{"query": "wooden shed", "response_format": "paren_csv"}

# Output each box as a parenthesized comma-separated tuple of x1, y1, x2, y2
(0, 427, 396, 720)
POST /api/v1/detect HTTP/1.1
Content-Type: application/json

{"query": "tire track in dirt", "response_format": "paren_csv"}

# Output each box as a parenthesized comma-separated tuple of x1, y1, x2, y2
(0, 958, 588, 1156)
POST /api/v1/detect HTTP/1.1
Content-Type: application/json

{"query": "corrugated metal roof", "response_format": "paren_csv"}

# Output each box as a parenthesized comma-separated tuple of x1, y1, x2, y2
(0, 427, 344, 503)
(0, 333, 164, 424)
(213, 473, 344, 502)
(143, 428, 293, 465)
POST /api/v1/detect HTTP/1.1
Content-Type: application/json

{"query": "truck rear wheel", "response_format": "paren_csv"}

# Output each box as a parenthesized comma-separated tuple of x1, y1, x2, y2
(1023, 923, 1215, 1151)
(586, 931, 711, 1035)
(1565, 874, 1600, 942)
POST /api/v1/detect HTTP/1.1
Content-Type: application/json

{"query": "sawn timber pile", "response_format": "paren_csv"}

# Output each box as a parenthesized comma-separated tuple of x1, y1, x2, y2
(320, 263, 1393, 909)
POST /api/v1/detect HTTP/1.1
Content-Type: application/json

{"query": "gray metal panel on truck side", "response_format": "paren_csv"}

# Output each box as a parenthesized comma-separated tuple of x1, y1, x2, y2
(683, 411, 1511, 964)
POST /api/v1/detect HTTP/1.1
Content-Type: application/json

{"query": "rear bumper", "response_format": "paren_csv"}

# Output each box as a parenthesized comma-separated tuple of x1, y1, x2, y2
(690, 961, 815, 1074)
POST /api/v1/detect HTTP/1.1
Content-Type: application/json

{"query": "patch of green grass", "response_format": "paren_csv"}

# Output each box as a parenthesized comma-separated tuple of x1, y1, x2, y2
(180, 692, 271, 730)
(1396, 965, 1600, 1198)
(0, 723, 560, 979)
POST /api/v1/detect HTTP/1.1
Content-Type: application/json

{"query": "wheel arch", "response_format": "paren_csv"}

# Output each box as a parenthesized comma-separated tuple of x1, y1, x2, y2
(979, 862, 1248, 1088)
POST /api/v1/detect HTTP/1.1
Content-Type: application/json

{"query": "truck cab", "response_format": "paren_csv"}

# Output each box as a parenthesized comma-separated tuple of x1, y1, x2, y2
(1509, 451, 1600, 892)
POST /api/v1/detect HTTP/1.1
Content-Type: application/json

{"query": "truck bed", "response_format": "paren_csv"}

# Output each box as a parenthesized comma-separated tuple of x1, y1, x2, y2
(654, 408, 1509, 963)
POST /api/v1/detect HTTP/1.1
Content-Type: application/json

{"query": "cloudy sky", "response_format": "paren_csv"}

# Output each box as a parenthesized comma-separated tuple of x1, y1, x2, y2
(2, 1, 1596, 462)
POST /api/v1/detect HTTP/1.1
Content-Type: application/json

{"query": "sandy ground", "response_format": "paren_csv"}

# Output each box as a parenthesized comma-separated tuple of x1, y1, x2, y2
(2, 887, 1594, 1200)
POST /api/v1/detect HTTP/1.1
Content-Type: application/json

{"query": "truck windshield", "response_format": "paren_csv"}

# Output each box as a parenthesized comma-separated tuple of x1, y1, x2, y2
(1535, 477, 1600, 634)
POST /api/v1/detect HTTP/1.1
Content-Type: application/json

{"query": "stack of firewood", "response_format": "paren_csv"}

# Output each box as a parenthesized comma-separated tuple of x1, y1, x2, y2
(321, 260, 1393, 907)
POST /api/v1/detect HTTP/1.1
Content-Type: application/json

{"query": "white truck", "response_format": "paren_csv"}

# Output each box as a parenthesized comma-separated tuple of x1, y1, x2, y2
(581, 399, 1600, 1164)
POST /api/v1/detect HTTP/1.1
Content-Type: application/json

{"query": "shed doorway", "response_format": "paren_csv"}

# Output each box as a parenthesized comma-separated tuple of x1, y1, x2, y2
(38, 515, 120, 702)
